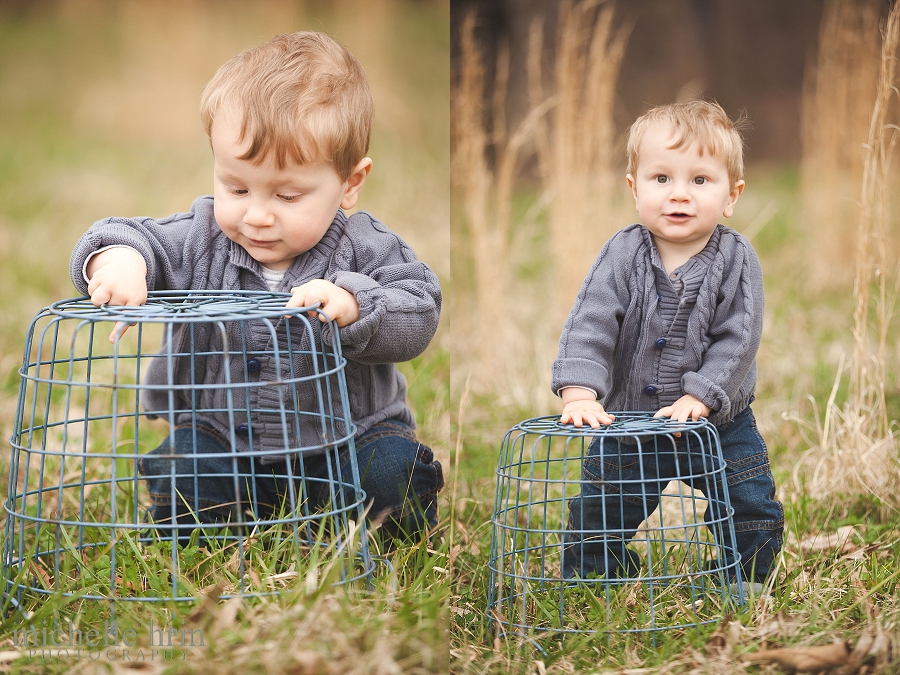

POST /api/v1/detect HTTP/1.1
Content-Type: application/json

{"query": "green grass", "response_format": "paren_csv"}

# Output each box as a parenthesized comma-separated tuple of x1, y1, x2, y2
(0, 2, 450, 673)
(1, 533, 450, 674)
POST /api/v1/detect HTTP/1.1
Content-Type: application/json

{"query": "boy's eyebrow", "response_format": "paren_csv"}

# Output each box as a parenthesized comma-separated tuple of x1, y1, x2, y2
(214, 168, 315, 191)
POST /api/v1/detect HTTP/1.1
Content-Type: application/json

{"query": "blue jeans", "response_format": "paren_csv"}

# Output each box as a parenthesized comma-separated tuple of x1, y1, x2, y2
(563, 406, 783, 584)
(138, 418, 443, 541)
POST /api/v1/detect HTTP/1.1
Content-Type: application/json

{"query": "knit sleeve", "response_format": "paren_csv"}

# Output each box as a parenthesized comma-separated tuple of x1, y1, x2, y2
(681, 234, 764, 418)
(69, 196, 217, 295)
(551, 228, 637, 399)
(323, 211, 441, 364)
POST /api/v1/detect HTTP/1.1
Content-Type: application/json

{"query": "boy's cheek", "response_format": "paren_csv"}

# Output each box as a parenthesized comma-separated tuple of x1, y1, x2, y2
(212, 202, 238, 232)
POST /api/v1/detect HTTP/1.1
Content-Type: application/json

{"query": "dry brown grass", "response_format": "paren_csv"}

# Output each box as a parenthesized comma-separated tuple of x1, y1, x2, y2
(799, 0, 881, 289)
(530, 0, 630, 312)
(451, 12, 508, 375)
(451, 12, 554, 397)
(451, 2, 628, 414)
(794, 0, 900, 510)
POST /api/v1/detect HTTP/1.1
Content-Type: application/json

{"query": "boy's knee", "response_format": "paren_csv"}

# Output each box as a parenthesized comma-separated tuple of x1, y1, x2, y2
(356, 425, 444, 497)
(374, 443, 444, 504)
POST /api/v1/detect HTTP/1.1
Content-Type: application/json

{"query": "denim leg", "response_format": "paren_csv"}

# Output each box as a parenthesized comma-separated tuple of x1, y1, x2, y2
(306, 419, 444, 540)
(707, 407, 784, 583)
(138, 422, 257, 540)
(563, 436, 670, 579)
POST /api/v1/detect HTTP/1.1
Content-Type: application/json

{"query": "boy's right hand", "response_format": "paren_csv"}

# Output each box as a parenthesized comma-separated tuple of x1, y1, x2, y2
(86, 247, 148, 342)
(559, 388, 615, 428)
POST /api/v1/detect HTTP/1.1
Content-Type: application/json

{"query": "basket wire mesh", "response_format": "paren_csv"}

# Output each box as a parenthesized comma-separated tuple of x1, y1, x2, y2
(488, 413, 744, 642)
(3, 290, 373, 609)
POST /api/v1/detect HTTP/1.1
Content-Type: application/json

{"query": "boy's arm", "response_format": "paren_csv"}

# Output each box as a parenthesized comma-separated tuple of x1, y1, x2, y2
(551, 233, 633, 401)
(70, 196, 216, 297)
(320, 212, 441, 364)
(681, 237, 764, 420)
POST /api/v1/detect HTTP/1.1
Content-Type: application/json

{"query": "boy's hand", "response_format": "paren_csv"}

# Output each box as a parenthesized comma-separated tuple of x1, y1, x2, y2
(655, 394, 711, 423)
(86, 248, 148, 343)
(288, 280, 360, 328)
(560, 387, 615, 428)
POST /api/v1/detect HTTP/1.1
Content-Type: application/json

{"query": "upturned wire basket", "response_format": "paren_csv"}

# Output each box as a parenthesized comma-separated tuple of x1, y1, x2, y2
(488, 413, 745, 643)
(3, 290, 373, 610)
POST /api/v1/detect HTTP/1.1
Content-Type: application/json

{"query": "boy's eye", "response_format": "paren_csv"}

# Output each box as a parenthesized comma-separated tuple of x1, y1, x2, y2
(693, 177, 707, 185)
(229, 187, 248, 196)
(654, 175, 668, 184)
(278, 194, 301, 202)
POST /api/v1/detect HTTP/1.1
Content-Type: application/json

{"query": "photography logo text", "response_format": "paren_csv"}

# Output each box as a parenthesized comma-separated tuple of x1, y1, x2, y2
(12, 620, 204, 661)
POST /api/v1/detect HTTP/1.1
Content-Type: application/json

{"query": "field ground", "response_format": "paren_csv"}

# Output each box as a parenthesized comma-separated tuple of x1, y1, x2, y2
(448, 162, 900, 673)
(1, 1, 899, 673)
(0, 2, 451, 673)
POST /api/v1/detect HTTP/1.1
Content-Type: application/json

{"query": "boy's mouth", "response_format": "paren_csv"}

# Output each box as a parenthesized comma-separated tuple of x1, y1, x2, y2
(665, 212, 692, 221)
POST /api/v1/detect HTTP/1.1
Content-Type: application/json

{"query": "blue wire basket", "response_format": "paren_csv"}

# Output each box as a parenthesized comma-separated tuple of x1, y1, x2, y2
(3, 291, 373, 610)
(487, 413, 745, 643)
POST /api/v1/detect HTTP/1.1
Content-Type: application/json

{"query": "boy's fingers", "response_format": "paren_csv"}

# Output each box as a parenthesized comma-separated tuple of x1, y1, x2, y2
(108, 321, 132, 343)
(285, 289, 326, 318)
(90, 289, 110, 307)
(571, 412, 590, 428)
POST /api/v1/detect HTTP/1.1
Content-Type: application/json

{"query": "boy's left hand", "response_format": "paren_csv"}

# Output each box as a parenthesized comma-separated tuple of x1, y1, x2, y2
(287, 280, 360, 327)
(655, 394, 711, 423)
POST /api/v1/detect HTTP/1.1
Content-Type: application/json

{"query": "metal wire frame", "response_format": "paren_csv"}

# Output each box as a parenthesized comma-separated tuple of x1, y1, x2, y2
(3, 290, 374, 608)
(487, 413, 745, 642)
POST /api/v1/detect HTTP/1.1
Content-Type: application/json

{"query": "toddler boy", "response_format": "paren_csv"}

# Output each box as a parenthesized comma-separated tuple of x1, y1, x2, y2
(69, 32, 443, 540)
(553, 100, 783, 588)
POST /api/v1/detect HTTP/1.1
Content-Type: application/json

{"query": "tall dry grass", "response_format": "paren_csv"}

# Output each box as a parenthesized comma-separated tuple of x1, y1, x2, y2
(451, 12, 554, 395)
(799, 0, 881, 289)
(529, 0, 630, 311)
(795, 0, 900, 510)
(451, 1, 628, 411)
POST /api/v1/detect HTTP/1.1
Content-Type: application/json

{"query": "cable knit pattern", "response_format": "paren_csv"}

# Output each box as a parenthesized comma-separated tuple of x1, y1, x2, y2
(552, 223, 763, 426)
(70, 196, 442, 459)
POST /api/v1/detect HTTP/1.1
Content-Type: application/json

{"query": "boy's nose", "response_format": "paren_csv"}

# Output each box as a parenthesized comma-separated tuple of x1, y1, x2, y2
(668, 181, 691, 201)
(244, 199, 275, 227)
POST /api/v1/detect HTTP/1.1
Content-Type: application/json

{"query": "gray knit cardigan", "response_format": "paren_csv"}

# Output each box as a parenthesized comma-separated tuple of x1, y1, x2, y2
(70, 196, 442, 458)
(552, 224, 763, 426)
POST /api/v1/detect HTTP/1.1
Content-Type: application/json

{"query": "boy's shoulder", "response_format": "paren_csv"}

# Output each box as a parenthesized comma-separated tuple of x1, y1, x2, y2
(335, 210, 419, 269)
(343, 210, 402, 240)
(149, 194, 216, 227)
(711, 224, 762, 267)
(715, 223, 754, 247)
(599, 224, 654, 263)
(607, 223, 652, 250)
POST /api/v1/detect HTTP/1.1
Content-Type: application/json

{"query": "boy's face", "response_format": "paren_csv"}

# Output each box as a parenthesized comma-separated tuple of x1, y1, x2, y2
(626, 122, 744, 257)
(210, 111, 370, 271)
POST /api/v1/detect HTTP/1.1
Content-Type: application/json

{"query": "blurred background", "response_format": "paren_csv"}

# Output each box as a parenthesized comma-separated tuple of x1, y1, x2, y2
(451, 0, 899, 511)
(0, 0, 450, 461)
(455, 0, 825, 164)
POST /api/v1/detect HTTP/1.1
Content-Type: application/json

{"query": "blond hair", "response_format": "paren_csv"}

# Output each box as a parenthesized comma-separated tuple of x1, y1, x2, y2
(626, 100, 746, 186)
(200, 32, 374, 181)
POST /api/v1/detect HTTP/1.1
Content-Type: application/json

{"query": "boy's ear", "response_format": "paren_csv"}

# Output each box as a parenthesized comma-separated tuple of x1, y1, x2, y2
(722, 179, 745, 218)
(626, 174, 639, 209)
(340, 158, 373, 210)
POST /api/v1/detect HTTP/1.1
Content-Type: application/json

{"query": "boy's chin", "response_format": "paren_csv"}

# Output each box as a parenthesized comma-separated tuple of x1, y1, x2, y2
(239, 244, 296, 271)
